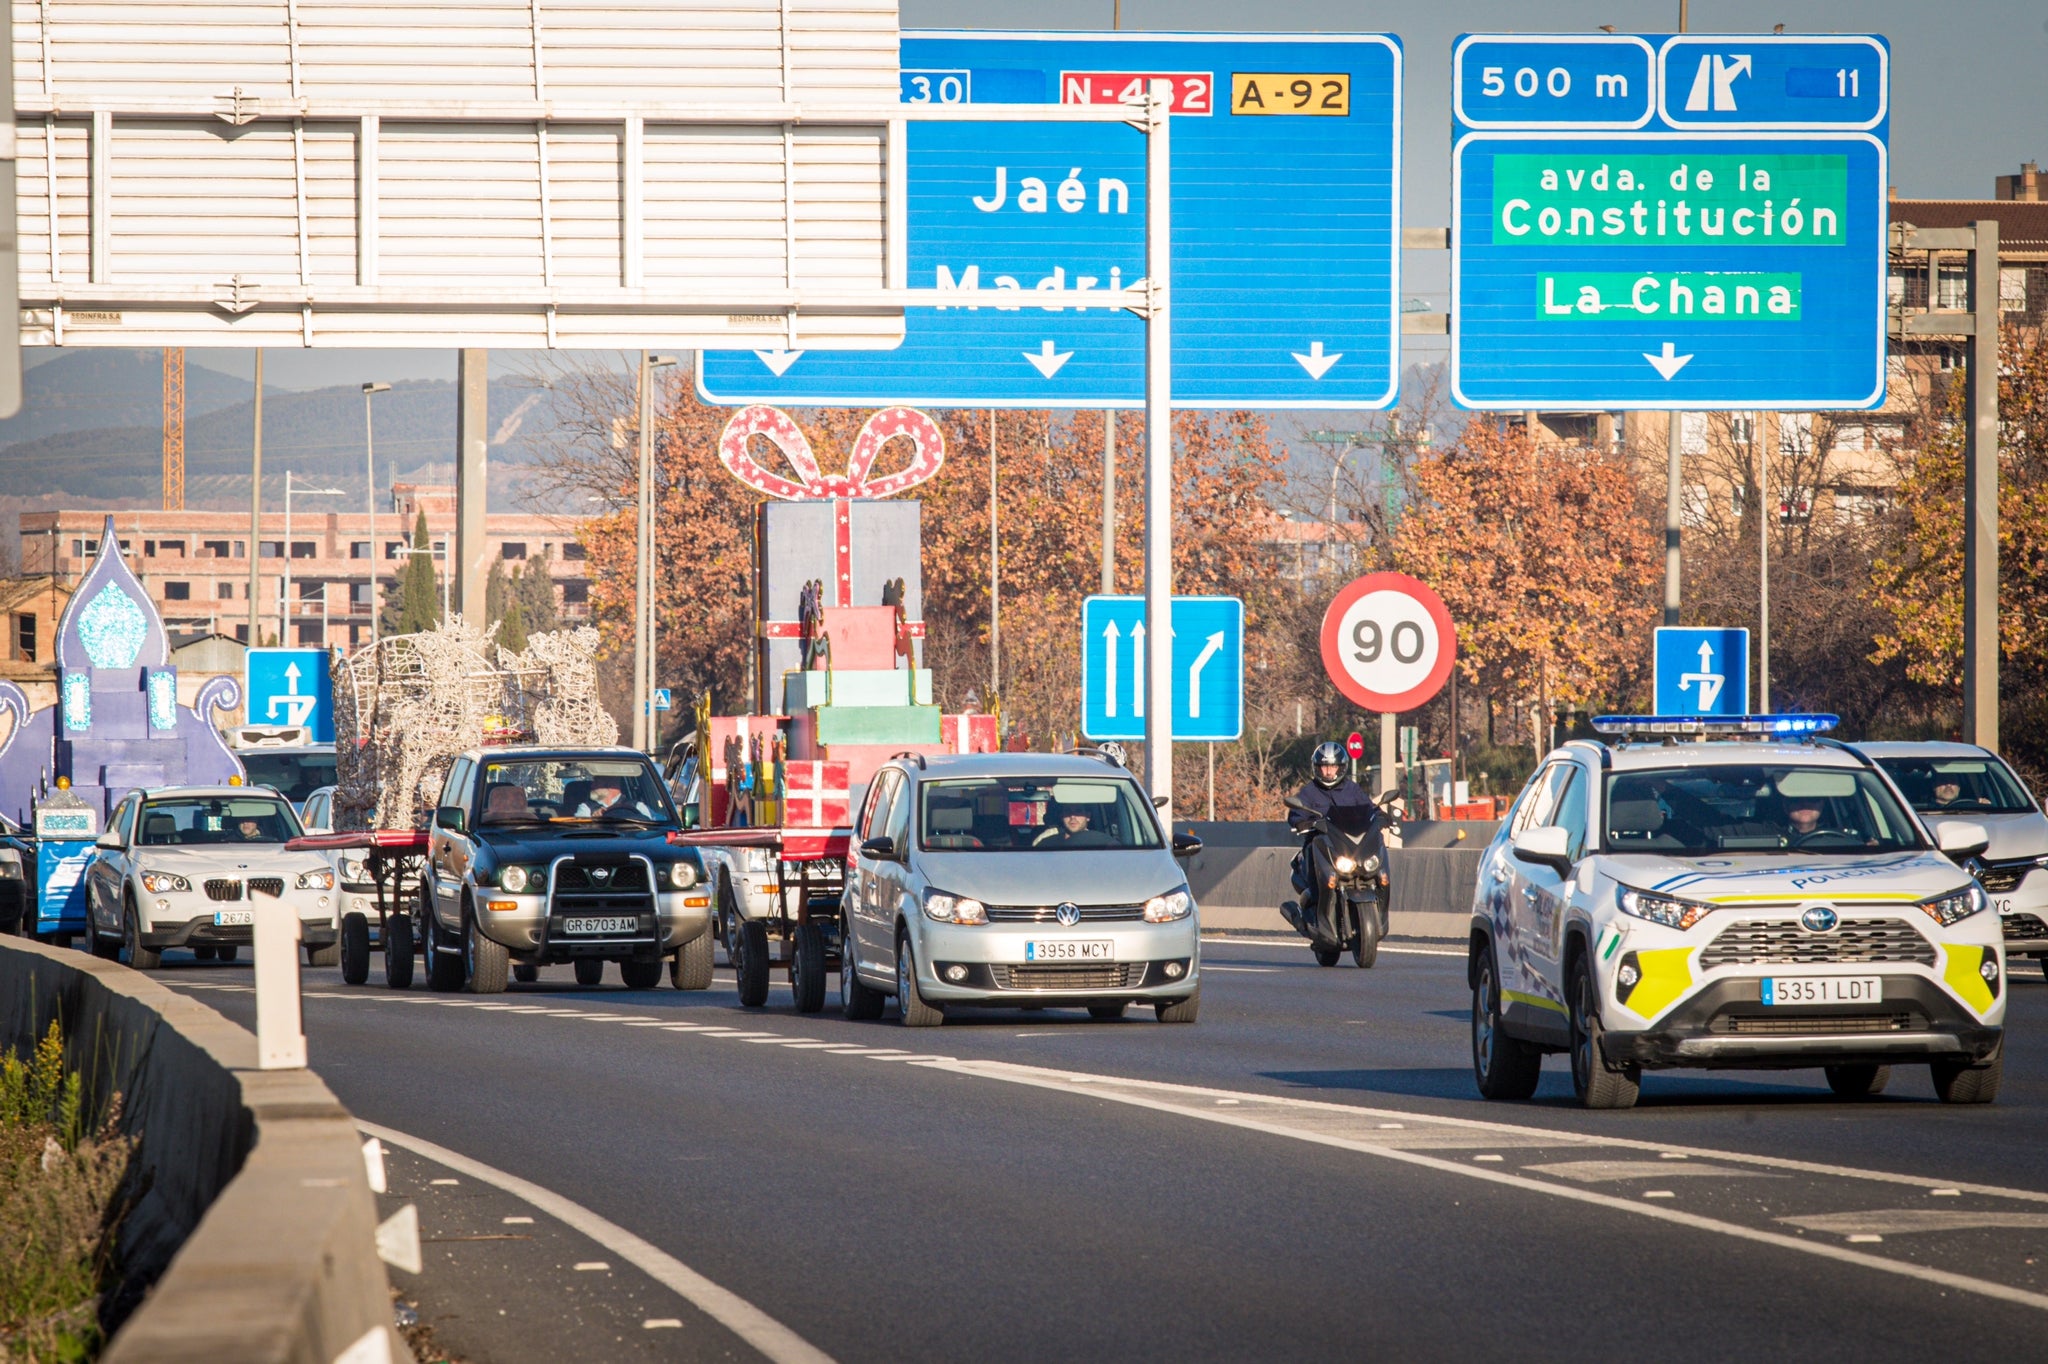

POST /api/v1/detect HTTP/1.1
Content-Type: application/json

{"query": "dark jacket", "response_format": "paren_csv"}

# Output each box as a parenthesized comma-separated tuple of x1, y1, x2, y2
(1289, 778, 1386, 834)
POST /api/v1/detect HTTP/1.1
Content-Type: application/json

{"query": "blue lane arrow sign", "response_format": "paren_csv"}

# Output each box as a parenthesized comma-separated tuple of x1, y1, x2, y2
(1654, 627, 1750, 717)
(1083, 596, 1243, 741)
(245, 648, 335, 742)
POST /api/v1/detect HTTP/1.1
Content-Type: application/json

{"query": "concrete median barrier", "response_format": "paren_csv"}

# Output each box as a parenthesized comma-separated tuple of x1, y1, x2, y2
(0, 936, 403, 1363)
(1179, 820, 1498, 941)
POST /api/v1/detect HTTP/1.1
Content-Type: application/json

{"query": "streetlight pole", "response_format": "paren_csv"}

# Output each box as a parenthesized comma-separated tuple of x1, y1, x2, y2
(283, 473, 345, 649)
(363, 382, 391, 647)
(248, 349, 263, 644)
(634, 353, 678, 752)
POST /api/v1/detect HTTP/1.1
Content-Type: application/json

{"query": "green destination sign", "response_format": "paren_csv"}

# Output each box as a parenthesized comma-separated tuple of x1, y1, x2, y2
(1537, 272, 1803, 321)
(1492, 154, 1847, 246)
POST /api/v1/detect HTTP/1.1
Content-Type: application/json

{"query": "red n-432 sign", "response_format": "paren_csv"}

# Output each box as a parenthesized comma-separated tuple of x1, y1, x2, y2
(1060, 70, 1214, 114)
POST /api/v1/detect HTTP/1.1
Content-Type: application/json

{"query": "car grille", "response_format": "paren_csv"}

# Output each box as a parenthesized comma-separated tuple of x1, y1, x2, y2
(549, 857, 654, 930)
(1711, 1012, 1919, 1036)
(2003, 914, 2048, 940)
(995, 964, 1139, 991)
(985, 903, 1146, 923)
(556, 862, 650, 892)
(1700, 918, 1935, 969)
(247, 877, 284, 899)
(203, 879, 241, 902)
(1978, 865, 2030, 894)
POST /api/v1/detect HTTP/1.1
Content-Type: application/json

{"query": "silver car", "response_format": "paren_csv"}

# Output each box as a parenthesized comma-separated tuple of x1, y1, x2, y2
(1855, 742, 2048, 974)
(841, 753, 1204, 1026)
(84, 786, 340, 969)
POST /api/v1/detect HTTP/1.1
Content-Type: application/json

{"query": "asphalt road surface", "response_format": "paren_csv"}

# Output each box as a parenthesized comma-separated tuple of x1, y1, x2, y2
(164, 936, 2048, 1363)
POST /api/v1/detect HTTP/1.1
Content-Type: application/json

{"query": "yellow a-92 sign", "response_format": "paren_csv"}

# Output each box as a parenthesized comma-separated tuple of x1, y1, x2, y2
(1231, 72, 1350, 116)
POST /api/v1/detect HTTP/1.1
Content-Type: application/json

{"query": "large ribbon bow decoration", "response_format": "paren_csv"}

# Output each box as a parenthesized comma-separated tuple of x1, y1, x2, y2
(717, 405, 945, 501)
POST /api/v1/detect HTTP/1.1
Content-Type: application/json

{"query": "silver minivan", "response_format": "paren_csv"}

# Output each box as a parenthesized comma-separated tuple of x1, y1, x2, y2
(841, 753, 1204, 1025)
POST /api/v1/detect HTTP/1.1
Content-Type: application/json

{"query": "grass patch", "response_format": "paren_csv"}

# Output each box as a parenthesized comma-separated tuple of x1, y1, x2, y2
(0, 1023, 134, 1363)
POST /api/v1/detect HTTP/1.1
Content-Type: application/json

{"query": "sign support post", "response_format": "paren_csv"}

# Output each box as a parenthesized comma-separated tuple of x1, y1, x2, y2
(1964, 220, 2001, 751)
(1142, 81, 1175, 812)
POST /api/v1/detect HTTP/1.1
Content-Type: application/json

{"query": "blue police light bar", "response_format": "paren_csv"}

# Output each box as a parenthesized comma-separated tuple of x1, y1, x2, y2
(1591, 714, 1840, 738)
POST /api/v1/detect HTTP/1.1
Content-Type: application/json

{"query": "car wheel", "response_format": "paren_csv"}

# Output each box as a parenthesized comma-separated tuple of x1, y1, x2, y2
(425, 895, 465, 993)
(215, 945, 238, 963)
(1568, 954, 1639, 1110)
(619, 957, 663, 990)
(513, 962, 539, 984)
(574, 957, 606, 987)
(1087, 1003, 1127, 1021)
(307, 940, 342, 968)
(1472, 944, 1543, 1101)
(790, 919, 828, 1014)
(841, 945, 886, 1021)
(464, 905, 509, 994)
(670, 929, 714, 991)
(1313, 945, 1341, 967)
(1154, 988, 1200, 1024)
(340, 913, 371, 985)
(1931, 1050, 2002, 1105)
(383, 914, 415, 989)
(895, 932, 944, 1028)
(122, 897, 161, 971)
(735, 919, 772, 1009)
(1824, 1063, 1891, 1098)
(1351, 899, 1379, 969)
(193, 945, 218, 962)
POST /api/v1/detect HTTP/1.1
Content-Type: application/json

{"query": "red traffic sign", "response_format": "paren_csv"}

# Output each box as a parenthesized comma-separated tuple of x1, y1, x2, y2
(1345, 731, 1366, 760)
(1319, 572, 1458, 713)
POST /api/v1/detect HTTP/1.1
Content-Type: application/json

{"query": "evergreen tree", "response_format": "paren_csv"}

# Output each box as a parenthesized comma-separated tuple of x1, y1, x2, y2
(485, 557, 510, 630)
(397, 510, 440, 634)
(499, 592, 529, 652)
(519, 549, 560, 634)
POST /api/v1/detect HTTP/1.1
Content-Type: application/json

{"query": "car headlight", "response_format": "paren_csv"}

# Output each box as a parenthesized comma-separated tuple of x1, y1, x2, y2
(1333, 855, 1358, 875)
(295, 868, 335, 891)
(1618, 887, 1712, 931)
(339, 855, 370, 883)
(1144, 888, 1194, 923)
(499, 865, 545, 894)
(1920, 885, 1988, 927)
(0, 857, 22, 880)
(667, 860, 700, 890)
(140, 870, 192, 894)
(923, 890, 987, 925)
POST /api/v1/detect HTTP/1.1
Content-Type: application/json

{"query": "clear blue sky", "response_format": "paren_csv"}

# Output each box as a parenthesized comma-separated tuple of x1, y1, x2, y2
(178, 1, 2043, 391)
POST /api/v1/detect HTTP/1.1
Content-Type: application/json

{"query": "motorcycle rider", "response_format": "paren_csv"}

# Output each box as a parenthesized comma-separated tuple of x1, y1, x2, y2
(1284, 741, 1389, 936)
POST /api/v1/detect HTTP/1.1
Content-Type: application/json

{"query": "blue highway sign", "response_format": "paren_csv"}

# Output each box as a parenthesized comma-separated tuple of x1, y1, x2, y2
(1654, 627, 1750, 718)
(700, 31, 1401, 410)
(1451, 33, 1888, 410)
(1082, 596, 1243, 742)
(245, 648, 335, 743)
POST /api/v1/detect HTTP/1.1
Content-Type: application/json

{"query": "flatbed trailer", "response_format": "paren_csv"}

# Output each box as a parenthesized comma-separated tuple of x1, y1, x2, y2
(667, 825, 850, 1013)
(286, 829, 430, 988)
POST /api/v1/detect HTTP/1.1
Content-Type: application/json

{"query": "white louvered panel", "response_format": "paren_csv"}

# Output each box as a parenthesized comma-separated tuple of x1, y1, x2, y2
(785, 0, 896, 103)
(537, 0, 782, 102)
(302, 123, 363, 284)
(544, 125, 622, 287)
(108, 121, 301, 284)
(14, 120, 88, 289)
(641, 126, 788, 291)
(37, 2, 294, 102)
(376, 121, 544, 285)
(295, 1, 539, 102)
(790, 127, 883, 289)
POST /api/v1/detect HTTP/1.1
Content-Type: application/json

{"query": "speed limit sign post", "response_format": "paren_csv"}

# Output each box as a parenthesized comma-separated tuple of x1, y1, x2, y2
(1319, 573, 1458, 797)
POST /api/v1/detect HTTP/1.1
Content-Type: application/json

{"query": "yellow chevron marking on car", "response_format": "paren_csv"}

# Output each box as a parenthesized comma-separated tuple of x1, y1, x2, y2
(1620, 947, 1694, 1020)
(1942, 944, 1997, 1015)
(1502, 987, 1567, 1016)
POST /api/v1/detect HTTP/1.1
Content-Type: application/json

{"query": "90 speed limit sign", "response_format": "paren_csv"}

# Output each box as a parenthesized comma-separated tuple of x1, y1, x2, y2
(1318, 572, 1458, 712)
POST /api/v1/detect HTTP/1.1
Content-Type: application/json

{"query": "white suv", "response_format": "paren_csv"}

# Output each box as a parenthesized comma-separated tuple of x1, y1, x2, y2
(1469, 717, 2005, 1109)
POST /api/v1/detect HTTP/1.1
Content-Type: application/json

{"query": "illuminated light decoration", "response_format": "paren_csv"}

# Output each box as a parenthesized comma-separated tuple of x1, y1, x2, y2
(717, 404, 946, 609)
(1590, 713, 1839, 737)
(147, 670, 179, 731)
(62, 674, 92, 732)
(76, 583, 149, 669)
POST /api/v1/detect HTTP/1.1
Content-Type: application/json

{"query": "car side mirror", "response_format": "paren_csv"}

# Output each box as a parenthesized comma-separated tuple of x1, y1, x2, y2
(681, 801, 700, 830)
(1152, 795, 1169, 809)
(1511, 824, 1574, 876)
(95, 831, 123, 850)
(860, 835, 897, 861)
(1172, 831, 1204, 860)
(1935, 820, 1990, 861)
(434, 805, 467, 834)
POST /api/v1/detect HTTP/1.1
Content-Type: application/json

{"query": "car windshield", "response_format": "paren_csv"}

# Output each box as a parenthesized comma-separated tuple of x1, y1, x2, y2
(1875, 756, 2036, 816)
(137, 796, 302, 846)
(918, 776, 1162, 852)
(1604, 765, 1923, 855)
(239, 750, 339, 804)
(475, 758, 678, 827)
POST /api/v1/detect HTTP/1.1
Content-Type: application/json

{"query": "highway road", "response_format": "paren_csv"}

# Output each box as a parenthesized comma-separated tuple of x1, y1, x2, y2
(165, 937, 2048, 1363)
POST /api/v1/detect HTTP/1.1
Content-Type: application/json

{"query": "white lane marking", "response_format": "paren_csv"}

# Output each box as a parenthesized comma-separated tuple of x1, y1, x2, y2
(1849, 1234, 1883, 1243)
(575, 1261, 611, 1272)
(360, 1121, 834, 1364)
(742, 1036, 794, 1044)
(1379, 946, 1465, 958)
(504, 1217, 533, 1225)
(1203, 966, 1278, 974)
(922, 1060, 2048, 1315)
(1781, 1210, 2048, 1236)
(776, 1041, 846, 1049)
(430, 1178, 459, 1186)
(1526, 1160, 1780, 1183)
(1643, 1191, 1676, 1199)
(645, 1319, 683, 1330)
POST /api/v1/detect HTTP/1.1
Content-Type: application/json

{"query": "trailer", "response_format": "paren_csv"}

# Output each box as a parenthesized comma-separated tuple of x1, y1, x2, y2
(666, 823, 851, 1012)
(285, 828, 431, 987)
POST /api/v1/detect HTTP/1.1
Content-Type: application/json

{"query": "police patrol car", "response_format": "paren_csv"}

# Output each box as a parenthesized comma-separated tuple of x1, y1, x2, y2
(1469, 716, 2005, 1109)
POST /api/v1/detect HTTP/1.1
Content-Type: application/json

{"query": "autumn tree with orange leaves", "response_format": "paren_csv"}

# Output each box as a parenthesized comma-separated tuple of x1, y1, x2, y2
(1393, 419, 1661, 755)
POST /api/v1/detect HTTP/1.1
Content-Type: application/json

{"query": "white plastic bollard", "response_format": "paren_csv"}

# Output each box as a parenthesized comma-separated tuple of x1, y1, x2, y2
(253, 893, 307, 1069)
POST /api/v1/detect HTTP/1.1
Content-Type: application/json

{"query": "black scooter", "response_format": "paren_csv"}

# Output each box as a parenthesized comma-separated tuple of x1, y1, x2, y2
(1281, 794, 1397, 969)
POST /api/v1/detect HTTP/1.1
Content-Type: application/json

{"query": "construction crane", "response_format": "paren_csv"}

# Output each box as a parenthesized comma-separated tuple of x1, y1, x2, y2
(162, 347, 185, 509)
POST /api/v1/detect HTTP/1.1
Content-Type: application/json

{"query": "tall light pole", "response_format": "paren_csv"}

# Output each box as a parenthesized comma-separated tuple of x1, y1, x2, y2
(363, 382, 391, 647)
(282, 473, 344, 647)
(634, 353, 679, 752)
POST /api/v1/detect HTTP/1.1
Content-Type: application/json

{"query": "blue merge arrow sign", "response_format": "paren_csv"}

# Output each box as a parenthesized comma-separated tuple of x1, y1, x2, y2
(1083, 596, 1243, 742)
(1654, 627, 1750, 717)
(245, 648, 335, 743)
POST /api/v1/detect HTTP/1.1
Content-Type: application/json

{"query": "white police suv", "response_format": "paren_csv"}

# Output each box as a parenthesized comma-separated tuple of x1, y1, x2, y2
(1469, 716, 2005, 1109)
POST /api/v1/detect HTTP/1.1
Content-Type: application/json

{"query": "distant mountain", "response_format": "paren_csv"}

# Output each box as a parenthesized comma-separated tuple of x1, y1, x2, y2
(6, 349, 251, 444)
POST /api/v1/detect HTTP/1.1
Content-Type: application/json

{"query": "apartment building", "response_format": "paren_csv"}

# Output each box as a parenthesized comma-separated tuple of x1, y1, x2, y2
(16, 484, 594, 649)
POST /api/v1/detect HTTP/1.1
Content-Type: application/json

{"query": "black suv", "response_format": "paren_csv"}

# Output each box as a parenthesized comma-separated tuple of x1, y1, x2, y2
(417, 746, 714, 992)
